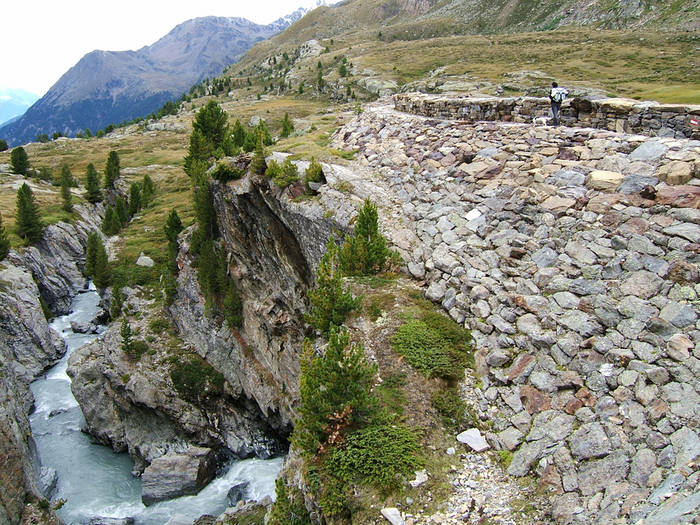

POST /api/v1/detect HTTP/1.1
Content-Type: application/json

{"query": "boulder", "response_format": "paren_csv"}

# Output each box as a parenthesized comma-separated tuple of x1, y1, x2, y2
(141, 447, 217, 505)
(227, 481, 250, 506)
(136, 252, 155, 267)
(587, 170, 624, 191)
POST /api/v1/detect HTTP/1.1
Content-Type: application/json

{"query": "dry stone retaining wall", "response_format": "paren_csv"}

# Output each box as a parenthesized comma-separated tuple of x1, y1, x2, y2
(329, 101, 700, 524)
(394, 92, 700, 140)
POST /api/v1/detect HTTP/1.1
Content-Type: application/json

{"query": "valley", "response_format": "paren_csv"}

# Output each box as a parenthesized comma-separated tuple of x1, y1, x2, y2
(0, 1, 699, 524)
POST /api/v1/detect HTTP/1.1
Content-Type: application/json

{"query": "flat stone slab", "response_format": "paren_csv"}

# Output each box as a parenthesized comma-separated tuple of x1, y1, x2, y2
(456, 428, 490, 452)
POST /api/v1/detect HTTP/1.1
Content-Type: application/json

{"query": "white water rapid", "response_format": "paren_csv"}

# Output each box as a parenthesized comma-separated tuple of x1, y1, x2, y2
(29, 286, 282, 524)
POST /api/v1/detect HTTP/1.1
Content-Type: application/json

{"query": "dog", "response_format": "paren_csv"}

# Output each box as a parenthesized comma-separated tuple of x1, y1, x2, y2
(533, 116, 549, 126)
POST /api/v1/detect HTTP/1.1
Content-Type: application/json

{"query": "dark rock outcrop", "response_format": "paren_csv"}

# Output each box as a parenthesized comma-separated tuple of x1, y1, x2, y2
(141, 447, 217, 505)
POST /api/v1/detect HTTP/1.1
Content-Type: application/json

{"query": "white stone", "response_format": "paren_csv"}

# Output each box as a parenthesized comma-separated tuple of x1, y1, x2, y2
(136, 252, 155, 267)
(465, 208, 482, 221)
(456, 428, 490, 452)
(409, 469, 428, 488)
(381, 507, 404, 525)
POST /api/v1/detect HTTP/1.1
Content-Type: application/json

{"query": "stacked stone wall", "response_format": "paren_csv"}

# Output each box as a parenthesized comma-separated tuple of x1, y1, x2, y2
(329, 101, 700, 524)
(394, 92, 700, 140)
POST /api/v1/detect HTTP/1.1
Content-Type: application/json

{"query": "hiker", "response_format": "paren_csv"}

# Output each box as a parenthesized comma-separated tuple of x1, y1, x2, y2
(549, 81, 568, 126)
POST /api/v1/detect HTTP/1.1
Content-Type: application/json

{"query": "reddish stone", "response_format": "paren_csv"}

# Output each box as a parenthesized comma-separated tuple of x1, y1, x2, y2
(646, 399, 669, 423)
(587, 194, 624, 214)
(656, 185, 700, 208)
(620, 217, 649, 235)
(575, 387, 597, 408)
(520, 384, 552, 414)
(564, 397, 584, 415)
(539, 464, 564, 494)
(558, 148, 579, 161)
(507, 353, 536, 383)
(600, 212, 622, 228)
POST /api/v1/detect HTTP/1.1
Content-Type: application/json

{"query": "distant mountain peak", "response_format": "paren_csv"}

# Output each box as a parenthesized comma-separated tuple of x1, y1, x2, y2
(0, 8, 307, 146)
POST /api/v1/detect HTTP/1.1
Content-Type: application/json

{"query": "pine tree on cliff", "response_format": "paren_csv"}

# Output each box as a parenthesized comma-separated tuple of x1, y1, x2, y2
(84, 163, 102, 203)
(85, 231, 99, 277)
(164, 209, 183, 274)
(0, 213, 10, 261)
(60, 164, 73, 212)
(15, 183, 43, 243)
(104, 150, 120, 189)
(250, 135, 267, 175)
(115, 197, 129, 226)
(92, 239, 110, 289)
(184, 128, 213, 177)
(193, 100, 228, 152)
(120, 318, 134, 356)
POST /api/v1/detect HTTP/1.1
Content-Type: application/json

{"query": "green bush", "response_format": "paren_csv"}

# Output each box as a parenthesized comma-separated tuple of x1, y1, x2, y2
(170, 355, 225, 404)
(211, 160, 245, 182)
(265, 159, 281, 179)
(432, 389, 471, 430)
(268, 478, 311, 525)
(304, 157, 325, 190)
(273, 158, 299, 188)
(391, 312, 473, 380)
(327, 424, 423, 492)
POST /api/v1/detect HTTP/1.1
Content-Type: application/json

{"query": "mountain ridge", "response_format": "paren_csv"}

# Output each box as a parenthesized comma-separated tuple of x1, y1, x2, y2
(0, 10, 308, 146)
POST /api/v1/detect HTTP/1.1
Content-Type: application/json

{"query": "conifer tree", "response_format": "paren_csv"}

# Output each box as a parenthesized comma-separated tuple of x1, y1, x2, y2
(307, 239, 360, 336)
(85, 231, 99, 277)
(102, 205, 120, 235)
(0, 213, 10, 261)
(15, 183, 43, 243)
(0, 139, 7, 152)
(120, 318, 134, 355)
(60, 164, 73, 212)
(104, 151, 120, 188)
(280, 112, 294, 138)
(92, 239, 110, 289)
(192, 100, 228, 151)
(141, 174, 155, 207)
(339, 198, 393, 276)
(84, 163, 102, 203)
(10, 146, 29, 175)
(110, 285, 124, 319)
(115, 197, 129, 226)
(128, 183, 142, 217)
(164, 209, 183, 244)
(250, 135, 267, 175)
(164, 208, 183, 273)
(184, 128, 214, 177)
(231, 119, 246, 147)
(191, 166, 216, 250)
(293, 328, 377, 454)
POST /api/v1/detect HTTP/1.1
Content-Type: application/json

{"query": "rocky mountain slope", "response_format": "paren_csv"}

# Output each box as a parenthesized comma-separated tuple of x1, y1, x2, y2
(0, 12, 306, 147)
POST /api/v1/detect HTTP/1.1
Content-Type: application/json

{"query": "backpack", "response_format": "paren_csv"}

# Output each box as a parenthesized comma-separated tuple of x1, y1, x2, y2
(552, 87, 568, 103)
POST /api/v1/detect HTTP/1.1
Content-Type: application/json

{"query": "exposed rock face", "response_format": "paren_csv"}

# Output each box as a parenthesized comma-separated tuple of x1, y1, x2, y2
(0, 202, 103, 524)
(0, 263, 66, 524)
(141, 447, 216, 505)
(6, 202, 104, 315)
(169, 174, 344, 432)
(68, 290, 284, 472)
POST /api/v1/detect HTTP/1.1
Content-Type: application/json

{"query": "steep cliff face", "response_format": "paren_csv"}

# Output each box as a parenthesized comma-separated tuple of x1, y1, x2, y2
(67, 173, 342, 470)
(0, 266, 64, 525)
(0, 203, 104, 524)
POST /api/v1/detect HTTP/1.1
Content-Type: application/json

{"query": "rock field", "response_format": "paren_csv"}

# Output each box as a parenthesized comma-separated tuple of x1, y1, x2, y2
(325, 97, 700, 524)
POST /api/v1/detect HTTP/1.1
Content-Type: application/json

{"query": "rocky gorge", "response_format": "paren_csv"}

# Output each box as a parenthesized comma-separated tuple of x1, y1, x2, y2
(3, 89, 700, 524)
(0, 198, 103, 524)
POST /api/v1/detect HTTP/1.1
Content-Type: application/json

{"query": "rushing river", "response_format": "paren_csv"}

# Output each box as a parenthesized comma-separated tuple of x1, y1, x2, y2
(29, 286, 283, 525)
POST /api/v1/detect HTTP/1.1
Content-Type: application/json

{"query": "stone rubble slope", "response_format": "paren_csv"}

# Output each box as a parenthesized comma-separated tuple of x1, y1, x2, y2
(323, 99, 700, 524)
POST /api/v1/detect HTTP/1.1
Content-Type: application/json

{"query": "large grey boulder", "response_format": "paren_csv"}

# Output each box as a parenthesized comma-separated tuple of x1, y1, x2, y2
(141, 447, 217, 505)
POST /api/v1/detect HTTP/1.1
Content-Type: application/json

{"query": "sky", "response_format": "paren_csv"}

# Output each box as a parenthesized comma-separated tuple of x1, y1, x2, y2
(0, 0, 330, 97)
